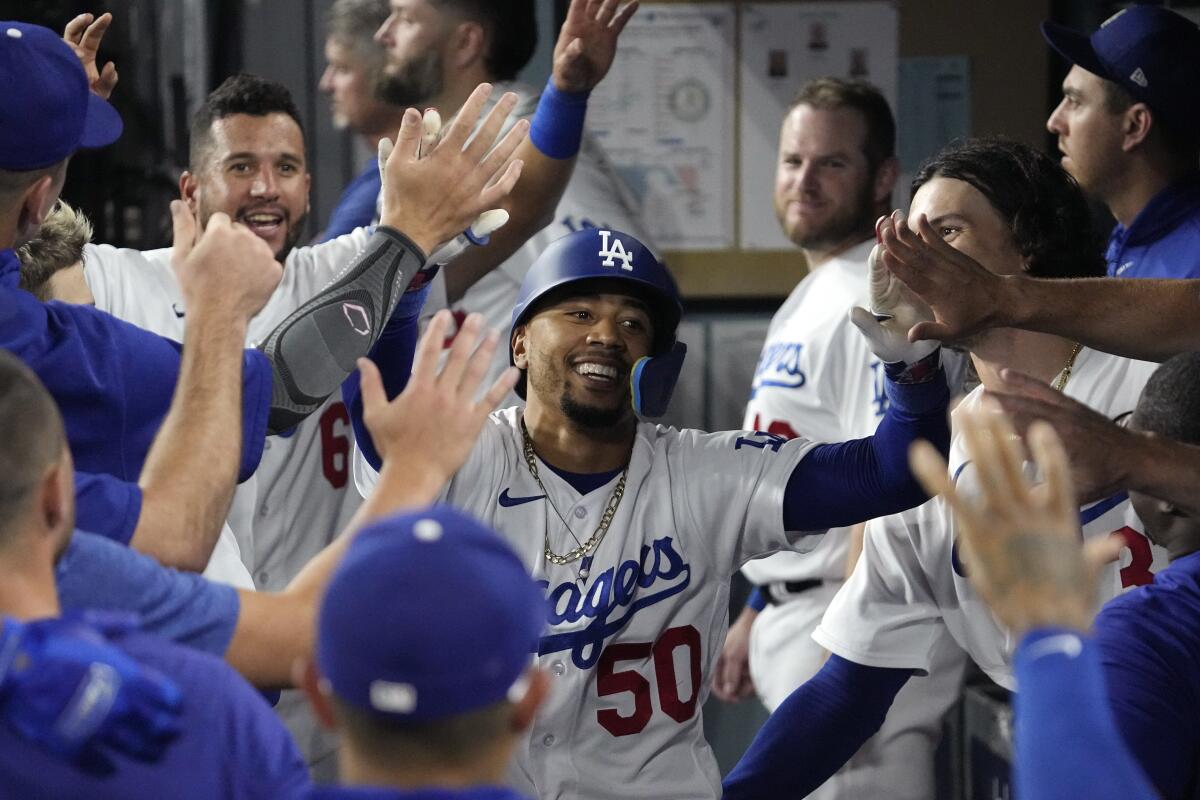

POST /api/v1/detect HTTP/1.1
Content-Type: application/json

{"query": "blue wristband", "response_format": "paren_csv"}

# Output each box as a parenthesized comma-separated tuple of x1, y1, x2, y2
(530, 79, 590, 159)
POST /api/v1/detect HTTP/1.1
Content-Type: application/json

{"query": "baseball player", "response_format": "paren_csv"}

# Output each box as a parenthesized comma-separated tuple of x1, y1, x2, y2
(295, 506, 548, 800)
(713, 78, 966, 800)
(911, 404, 1158, 800)
(0, 297, 514, 795)
(373, 0, 655, 401)
(722, 138, 1168, 797)
(316, 0, 407, 241)
(353, 223, 954, 799)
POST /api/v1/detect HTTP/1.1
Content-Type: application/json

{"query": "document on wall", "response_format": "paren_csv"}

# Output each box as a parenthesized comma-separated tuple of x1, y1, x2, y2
(588, 3, 736, 251)
(739, 2, 898, 250)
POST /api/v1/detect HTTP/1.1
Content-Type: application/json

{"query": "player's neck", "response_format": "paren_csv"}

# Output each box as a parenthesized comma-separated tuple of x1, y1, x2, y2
(338, 742, 509, 790)
(358, 112, 410, 152)
(970, 330, 1080, 391)
(1103, 153, 1187, 228)
(429, 65, 495, 124)
(800, 231, 874, 270)
(521, 402, 636, 473)
(0, 548, 61, 621)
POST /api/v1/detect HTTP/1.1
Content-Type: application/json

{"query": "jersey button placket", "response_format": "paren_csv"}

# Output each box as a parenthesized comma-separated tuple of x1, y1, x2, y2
(542, 734, 556, 747)
(573, 507, 587, 519)
(551, 660, 566, 676)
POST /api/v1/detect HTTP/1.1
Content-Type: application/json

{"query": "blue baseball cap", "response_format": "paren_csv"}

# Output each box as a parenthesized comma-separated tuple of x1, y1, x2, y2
(0, 21, 123, 170)
(317, 506, 547, 721)
(1041, 6, 1200, 133)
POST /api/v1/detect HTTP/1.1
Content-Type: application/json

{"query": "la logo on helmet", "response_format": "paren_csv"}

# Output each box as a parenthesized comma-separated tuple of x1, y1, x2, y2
(597, 230, 634, 271)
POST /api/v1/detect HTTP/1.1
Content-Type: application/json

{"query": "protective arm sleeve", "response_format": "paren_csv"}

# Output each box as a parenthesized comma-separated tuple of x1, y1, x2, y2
(722, 654, 912, 798)
(258, 227, 427, 433)
(782, 367, 950, 531)
(1013, 628, 1158, 800)
(340, 284, 429, 471)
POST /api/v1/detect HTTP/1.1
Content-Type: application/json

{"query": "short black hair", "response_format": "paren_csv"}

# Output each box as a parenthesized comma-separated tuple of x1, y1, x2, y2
(1132, 353, 1200, 445)
(791, 77, 895, 171)
(911, 137, 1104, 280)
(189, 74, 305, 169)
(432, 0, 537, 81)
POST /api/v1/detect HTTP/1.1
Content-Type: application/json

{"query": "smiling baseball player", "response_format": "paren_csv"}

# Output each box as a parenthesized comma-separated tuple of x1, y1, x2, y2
(353, 223, 954, 799)
(722, 138, 1169, 798)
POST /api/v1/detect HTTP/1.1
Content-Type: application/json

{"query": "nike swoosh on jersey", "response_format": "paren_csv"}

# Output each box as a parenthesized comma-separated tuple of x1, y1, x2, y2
(1025, 633, 1083, 662)
(498, 489, 546, 507)
(172, 303, 186, 318)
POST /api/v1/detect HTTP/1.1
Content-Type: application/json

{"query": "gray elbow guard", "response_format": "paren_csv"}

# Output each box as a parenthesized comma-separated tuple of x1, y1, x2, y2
(259, 227, 427, 433)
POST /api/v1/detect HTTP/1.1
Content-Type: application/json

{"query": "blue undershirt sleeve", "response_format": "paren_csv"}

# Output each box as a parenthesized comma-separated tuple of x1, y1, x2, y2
(1013, 628, 1158, 800)
(782, 369, 950, 531)
(72, 472, 143, 545)
(55, 531, 240, 656)
(747, 587, 769, 612)
(341, 285, 428, 471)
(722, 654, 912, 798)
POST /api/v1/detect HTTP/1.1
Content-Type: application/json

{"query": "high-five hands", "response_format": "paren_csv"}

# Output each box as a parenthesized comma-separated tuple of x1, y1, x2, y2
(908, 405, 1123, 636)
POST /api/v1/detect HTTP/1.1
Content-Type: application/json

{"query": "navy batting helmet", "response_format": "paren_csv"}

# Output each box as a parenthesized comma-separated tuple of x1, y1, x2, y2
(509, 228, 686, 417)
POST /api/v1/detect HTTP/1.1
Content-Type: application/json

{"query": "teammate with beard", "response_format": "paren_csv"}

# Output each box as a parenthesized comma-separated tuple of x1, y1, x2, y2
(317, 0, 407, 241)
(80, 3, 632, 775)
(712, 78, 966, 800)
(353, 222, 956, 799)
(372, 0, 656, 401)
(721, 138, 1167, 799)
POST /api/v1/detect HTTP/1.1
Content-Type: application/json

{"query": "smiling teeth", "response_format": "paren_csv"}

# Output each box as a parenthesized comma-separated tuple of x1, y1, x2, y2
(576, 363, 618, 378)
(246, 214, 281, 224)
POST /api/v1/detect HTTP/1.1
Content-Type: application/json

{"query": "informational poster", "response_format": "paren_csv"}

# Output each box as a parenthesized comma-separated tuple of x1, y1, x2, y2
(898, 56, 971, 179)
(588, 4, 736, 250)
(739, 2, 898, 250)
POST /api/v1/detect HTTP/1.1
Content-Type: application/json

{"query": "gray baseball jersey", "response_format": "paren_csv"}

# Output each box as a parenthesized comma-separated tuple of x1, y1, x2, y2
(356, 407, 823, 800)
(815, 348, 1167, 689)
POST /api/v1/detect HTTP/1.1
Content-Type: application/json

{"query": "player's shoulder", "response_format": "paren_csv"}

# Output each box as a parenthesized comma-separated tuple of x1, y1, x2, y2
(116, 629, 261, 707)
(83, 242, 172, 283)
(1067, 348, 1158, 415)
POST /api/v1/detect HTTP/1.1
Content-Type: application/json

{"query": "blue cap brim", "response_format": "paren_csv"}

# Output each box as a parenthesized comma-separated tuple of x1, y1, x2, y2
(1041, 20, 1114, 81)
(77, 91, 123, 150)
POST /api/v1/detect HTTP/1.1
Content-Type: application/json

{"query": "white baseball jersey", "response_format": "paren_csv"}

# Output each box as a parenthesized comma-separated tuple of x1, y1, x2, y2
(356, 407, 824, 800)
(741, 239, 886, 585)
(422, 80, 656, 403)
(814, 347, 1167, 689)
(84, 229, 371, 764)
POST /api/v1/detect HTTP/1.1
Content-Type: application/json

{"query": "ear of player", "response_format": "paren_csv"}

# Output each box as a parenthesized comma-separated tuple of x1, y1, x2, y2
(510, 227, 686, 417)
(849, 214, 941, 365)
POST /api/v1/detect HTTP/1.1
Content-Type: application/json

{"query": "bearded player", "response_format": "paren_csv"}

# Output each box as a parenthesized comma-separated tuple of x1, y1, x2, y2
(352, 222, 953, 799)
(712, 77, 967, 800)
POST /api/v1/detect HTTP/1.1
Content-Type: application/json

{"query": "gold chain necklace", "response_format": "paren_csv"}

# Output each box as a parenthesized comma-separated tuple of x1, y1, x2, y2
(521, 423, 627, 570)
(1051, 343, 1083, 392)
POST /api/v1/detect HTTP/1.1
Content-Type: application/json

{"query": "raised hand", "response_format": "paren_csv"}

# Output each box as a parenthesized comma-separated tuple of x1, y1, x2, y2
(878, 211, 1013, 345)
(170, 200, 282, 322)
(357, 310, 518, 485)
(849, 214, 940, 365)
(552, 0, 640, 93)
(908, 406, 1123, 636)
(62, 13, 118, 99)
(378, 85, 527, 255)
(0, 614, 182, 774)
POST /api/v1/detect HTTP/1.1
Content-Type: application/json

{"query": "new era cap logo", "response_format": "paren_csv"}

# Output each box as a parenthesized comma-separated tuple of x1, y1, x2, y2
(1130, 67, 1148, 88)
(597, 230, 634, 271)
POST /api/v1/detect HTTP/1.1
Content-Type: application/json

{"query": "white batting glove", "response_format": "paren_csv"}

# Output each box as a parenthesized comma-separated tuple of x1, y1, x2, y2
(380, 109, 507, 264)
(849, 243, 940, 365)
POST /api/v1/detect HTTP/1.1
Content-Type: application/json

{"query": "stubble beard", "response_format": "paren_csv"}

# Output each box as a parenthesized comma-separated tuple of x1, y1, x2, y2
(379, 49, 444, 108)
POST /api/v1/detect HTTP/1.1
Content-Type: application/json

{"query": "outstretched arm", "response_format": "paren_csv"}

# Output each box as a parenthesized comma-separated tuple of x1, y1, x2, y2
(880, 212, 1200, 362)
(723, 655, 912, 798)
(782, 236, 950, 531)
(128, 203, 281, 571)
(442, 0, 640, 303)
